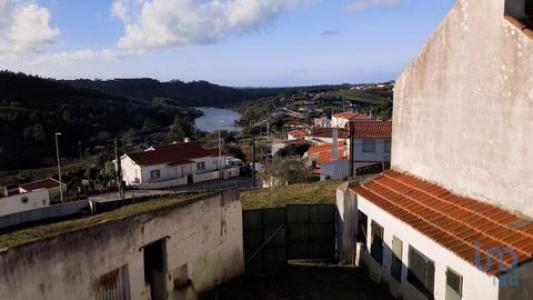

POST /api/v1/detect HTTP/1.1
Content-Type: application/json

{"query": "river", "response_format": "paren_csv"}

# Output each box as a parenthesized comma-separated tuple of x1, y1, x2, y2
(194, 107, 242, 133)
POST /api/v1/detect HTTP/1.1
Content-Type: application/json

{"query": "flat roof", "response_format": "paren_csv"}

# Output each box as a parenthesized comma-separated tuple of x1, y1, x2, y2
(353, 170, 533, 275)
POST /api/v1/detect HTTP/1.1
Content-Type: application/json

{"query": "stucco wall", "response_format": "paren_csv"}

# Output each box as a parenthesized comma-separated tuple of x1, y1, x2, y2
(392, 0, 533, 216)
(0, 189, 50, 217)
(0, 191, 244, 299)
(351, 191, 500, 300)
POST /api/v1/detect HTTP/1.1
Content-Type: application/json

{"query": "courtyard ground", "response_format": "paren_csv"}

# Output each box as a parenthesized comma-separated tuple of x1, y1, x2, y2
(201, 265, 395, 300)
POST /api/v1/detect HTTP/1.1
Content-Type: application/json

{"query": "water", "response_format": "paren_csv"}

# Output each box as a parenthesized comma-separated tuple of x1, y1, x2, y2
(194, 107, 242, 133)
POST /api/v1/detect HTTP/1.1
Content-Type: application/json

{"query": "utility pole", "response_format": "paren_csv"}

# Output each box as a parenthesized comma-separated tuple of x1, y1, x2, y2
(349, 122, 355, 178)
(55, 132, 64, 203)
(251, 135, 256, 188)
(78, 140, 82, 160)
(114, 138, 124, 200)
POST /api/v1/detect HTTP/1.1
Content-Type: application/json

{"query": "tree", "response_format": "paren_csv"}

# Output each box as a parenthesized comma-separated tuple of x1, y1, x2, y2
(276, 142, 311, 158)
(261, 157, 307, 187)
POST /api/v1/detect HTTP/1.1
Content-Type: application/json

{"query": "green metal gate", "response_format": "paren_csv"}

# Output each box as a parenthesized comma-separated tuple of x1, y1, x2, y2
(243, 204, 336, 274)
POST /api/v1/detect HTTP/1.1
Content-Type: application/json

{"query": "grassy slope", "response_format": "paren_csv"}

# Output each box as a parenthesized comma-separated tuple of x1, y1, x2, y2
(0, 194, 198, 250)
(240, 180, 342, 210)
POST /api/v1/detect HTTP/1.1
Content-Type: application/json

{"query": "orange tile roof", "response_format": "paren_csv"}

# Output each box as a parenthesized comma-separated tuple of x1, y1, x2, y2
(333, 112, 370, 120)
(351, 120, 392, 138)
(288, 130, 306, 139)
(352, 170, 533, 275)
(316, 150, 349, 164)
(307, 142, 345, 156)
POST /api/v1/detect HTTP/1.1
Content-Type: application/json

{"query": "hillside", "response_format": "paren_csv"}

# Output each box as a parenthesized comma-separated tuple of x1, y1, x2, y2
(0, 71, 199, 170)
(64, 78, 278, 108)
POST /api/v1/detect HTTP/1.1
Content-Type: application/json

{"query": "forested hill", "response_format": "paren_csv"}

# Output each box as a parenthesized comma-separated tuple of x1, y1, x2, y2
(64, 78, 256, 107)
(0, 71, 198, 170)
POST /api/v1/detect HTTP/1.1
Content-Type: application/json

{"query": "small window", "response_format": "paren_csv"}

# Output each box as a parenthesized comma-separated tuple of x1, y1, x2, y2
(150, 170, 160, 180)
(446, 268, 463, 300)
(21, 196, 29, 204)
(357, 210, 368, 245)
(95, 265, 131, 300)
(371, 221, 384, 265)
(197, 162, 206, 170)
(408, 247, 435, 299)
(362, 139, 376, 153)
(384, 139, 391, 153)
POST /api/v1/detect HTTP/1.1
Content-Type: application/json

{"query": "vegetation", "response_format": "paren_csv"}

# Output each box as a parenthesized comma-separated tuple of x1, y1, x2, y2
(240, 180, 341, 210)
(275, 142, 311, 158)
(0, 194, 199, 249)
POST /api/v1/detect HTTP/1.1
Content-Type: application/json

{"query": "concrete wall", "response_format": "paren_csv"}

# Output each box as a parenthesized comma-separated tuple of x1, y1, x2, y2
(321, 160, 350, 180)
(336, 183, 357, 264)
(349, 191, 500, 300)
(0, 191, 244, 299)
(499, 260, 533, 300)
(0, 200, 89, 230)
(392, 0, 533, 216)
(0, 189, 50, 217)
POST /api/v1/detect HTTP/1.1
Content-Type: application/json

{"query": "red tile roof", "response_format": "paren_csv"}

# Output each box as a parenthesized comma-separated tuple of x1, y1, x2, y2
(288, 130, 307, 139)
(307, 142, 346, 156)
(307, 142, 349, 164)
(316, 150, 349, 164)
(353, 170, 533, 275)
(127, 143, 214, 166)
(19, 178, 62, 192)
(311, 127, 350, 139)
(351, 120, 392, 139)
(333, 112, 370, 120)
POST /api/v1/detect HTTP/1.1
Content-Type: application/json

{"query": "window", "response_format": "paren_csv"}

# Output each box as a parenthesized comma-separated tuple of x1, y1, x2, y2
(391, 236, 403, 281)
(408, 247, 435, 299)
(445, 268, 463, 300)
(95, 265, 131, 300)
(197, 162, 206, 170)
(362, 139, 376, 153)
(384, 139, 391, 153)
(370, 221, 384, 265)
(505, 0, 533, 30)
(357, 211, 368, 245)
(150, 170, 160, 180)
(21, 196, 28, 204)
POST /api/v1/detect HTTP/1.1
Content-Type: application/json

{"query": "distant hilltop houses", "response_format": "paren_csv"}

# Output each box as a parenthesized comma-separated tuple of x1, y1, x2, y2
(0, 178, 66, 217)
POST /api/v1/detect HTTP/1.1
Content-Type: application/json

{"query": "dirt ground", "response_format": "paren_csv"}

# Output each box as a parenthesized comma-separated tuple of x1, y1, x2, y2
(200, 265, 395, 300)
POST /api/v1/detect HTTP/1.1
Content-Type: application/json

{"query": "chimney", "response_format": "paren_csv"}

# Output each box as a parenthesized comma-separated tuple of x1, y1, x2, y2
(332, 128, 338, 161)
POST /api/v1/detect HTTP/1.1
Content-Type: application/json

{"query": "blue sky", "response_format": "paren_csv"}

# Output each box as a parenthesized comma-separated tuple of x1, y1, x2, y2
(0, 0, 455, 87)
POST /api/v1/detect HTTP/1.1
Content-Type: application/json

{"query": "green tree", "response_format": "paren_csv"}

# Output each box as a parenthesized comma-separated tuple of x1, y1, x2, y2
(261, 157, 307, 187)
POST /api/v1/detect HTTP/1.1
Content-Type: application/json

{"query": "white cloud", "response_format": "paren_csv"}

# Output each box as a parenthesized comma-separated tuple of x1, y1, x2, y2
(112, 0, 308, 50)
(345, 0, 402, 13)
(9, 4, 60, 52)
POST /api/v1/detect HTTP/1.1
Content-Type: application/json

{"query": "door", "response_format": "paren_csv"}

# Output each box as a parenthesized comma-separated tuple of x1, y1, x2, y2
(143, 240, 167, 300)
(371, 221, 384, 265)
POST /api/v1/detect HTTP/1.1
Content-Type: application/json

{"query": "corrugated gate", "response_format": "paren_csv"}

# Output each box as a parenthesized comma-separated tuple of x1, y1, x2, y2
(243, 204, 336, 274)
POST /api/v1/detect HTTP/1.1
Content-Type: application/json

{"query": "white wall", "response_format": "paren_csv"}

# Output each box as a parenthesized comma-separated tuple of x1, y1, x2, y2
(120, 156, 142, 185)
(392, 0, 533, 216)
(332, 117, 348, 129)
(0, 190, 244, 299)
(0, 189, 50, 217)
(352, 192, 500, 300)
(352, 138, 391, 171)
(321, 160, 350, 180)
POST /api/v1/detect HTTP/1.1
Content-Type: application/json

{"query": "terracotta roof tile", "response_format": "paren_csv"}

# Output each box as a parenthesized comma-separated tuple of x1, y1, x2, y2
(311, 127, 350, 139)
(351, 120, 392, 139)
(352, 170, 533, 275)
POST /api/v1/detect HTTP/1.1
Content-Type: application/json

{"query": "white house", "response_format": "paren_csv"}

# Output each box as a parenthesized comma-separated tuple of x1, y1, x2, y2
(119, 143, 239, 189)
(331, 112, 370, 129)
(337, 0, 533, 299)
(19, 178, 66, 203)
(0, 189, 50, 217)
(350, 120, 392, 173)
(304, 140, 350, 180)
(307, 127, 350, 145)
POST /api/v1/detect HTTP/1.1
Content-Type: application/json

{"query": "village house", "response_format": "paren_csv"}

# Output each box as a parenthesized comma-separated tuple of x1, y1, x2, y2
(337, 1, 533, 299)
(0, 190, 244, 300)
(118, 142, 239, 189)
(304, 141, 350, 180)
(331, 112, 371, 129)
(307, 127, 350, 145)
(19, 178, 66, 203)
(313, 116, 331, 128)
(287, 129, 307, 141)
(350, 120, 392, 174)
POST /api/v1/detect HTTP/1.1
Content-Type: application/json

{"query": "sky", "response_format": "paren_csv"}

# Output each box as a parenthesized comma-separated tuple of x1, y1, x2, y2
(0, 0, 455, 87)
